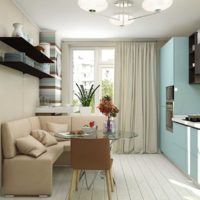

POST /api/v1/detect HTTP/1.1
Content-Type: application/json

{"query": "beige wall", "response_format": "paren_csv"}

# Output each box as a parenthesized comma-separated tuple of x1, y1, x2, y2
(0, 0, 40, 191)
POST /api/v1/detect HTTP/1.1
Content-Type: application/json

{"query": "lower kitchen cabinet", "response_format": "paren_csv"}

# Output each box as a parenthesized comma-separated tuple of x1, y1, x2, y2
(162, 122, 199, 184)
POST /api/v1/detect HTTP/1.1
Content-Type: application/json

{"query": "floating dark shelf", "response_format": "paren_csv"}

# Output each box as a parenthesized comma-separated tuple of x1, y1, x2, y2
(189, 67, 195, 70)
(189, 50, 194, 54)
(189, 32, 200, 84)
(0, 61, 53, 79)
(0, 37, 53, 63)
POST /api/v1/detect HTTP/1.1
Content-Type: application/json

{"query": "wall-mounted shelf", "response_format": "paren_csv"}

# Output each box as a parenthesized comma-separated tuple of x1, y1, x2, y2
(0, 61, 53, 79)
(0, 37, 55, 78)
(0, 37, 53, 63)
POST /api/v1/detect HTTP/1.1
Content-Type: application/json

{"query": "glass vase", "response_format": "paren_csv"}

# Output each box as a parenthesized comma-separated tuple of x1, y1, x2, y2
(105, 115, 116, 133)
(107, 115, 112, 132)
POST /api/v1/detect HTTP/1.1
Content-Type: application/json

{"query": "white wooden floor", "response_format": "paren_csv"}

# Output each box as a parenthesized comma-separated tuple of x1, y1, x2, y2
(1, 154, 200, 200)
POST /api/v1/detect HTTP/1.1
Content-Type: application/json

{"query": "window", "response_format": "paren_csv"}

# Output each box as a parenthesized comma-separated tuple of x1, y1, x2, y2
(99, 49, 115, 99)
(71, 47, 115, 112)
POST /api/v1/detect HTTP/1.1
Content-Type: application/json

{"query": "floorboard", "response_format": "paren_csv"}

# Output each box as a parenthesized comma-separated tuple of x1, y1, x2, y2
(0, 154, 200, 200)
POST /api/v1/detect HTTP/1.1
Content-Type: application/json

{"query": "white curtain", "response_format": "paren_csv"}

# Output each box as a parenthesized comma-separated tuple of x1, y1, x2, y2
(114, 42, 158, 153)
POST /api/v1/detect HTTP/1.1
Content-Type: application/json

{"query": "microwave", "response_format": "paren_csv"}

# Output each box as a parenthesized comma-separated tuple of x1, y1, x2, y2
(166, 85, 174, 101)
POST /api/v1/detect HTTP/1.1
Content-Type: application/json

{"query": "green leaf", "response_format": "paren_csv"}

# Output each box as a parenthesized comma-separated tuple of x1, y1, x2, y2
(76, 83, 84, 99)
(88, 84, 94, 98)
(75, 83, 100, 106)
(89, 85, 100, 99)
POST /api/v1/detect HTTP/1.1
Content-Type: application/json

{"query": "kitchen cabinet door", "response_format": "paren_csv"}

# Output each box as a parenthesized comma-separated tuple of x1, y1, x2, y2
(160, 38, 174, 107)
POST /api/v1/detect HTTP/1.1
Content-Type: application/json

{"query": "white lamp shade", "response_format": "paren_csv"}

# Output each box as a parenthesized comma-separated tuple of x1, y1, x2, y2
(78, 0, 108, 12)
(114, 0, 133, 8)
(142, 0, 173, 12)
(109, 14, 134, 26)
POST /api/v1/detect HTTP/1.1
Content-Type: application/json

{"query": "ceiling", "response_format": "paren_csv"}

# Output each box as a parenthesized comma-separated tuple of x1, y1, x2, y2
(13, 0, 200, 40)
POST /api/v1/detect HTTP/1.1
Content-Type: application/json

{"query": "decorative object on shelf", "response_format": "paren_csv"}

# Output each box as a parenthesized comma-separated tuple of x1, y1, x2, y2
(23, 32, 28, 41)
(197, 29, 200, 44)
(40, 96, 50, 106)
(97, 95, 119, 133)
(12, 23, 24, 38)
(39, 42, 50, 58)
(0, 53, 3, 62)
(78, 0, 173, 27)
(41, 63, 50, 74)
(75, 83, 100, 114)
(56, 53, 61, 77)
(4, 52, 25, 62)
(35, 45, 45, 52)
(4, 52, 34, 67)
(28, 37, 33, 45)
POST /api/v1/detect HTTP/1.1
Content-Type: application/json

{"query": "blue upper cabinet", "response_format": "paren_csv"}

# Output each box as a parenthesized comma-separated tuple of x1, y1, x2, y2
(160, 37, 200, 114)
(173, 38, 200, 115)
(160, 38, 174, 107)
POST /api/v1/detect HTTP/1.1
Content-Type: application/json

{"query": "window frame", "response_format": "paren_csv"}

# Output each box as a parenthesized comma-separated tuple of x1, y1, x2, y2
(70, 46, 115, 112)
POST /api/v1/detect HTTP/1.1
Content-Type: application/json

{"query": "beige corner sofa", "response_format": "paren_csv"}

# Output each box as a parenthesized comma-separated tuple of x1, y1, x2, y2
(1, 115, 106, 196)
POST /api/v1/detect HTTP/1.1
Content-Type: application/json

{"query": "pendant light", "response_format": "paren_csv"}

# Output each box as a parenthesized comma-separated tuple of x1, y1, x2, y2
(78, 0, 108, 13)
(142, 0, 173, 12)
(109, 13, 134, 27)
(78, 0, 174, 26)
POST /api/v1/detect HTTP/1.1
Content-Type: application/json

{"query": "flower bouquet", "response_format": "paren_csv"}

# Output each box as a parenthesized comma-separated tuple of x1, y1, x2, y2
(97, 95, 119, 132)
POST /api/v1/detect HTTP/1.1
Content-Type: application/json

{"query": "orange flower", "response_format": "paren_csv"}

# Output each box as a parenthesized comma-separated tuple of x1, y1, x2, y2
(97, 96, 119, 117)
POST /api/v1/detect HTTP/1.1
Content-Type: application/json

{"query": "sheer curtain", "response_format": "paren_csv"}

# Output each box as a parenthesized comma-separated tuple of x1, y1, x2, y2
(114, 42, 158, 153)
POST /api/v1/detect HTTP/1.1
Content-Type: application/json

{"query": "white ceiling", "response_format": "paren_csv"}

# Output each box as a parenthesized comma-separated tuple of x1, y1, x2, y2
(13, 0, 200, 40)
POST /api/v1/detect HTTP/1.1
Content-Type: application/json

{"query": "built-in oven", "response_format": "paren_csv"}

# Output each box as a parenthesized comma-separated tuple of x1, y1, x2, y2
(166, 101, 173, 132)
(166, 85, 174, 101)
(166, 85, 174, 132)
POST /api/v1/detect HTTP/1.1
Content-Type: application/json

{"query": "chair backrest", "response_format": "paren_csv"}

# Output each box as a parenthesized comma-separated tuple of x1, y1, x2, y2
(71, 138, 111, 170)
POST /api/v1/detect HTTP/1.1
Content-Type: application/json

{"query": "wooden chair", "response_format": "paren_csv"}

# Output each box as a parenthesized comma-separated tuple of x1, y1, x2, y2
(68, 137, 114, 200)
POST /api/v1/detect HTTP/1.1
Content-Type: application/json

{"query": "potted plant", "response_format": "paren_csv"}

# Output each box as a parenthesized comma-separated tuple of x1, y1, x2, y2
(75, 83, 100, 114)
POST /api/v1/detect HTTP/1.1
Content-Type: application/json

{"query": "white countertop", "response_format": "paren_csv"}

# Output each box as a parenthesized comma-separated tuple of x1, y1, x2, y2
(172, 116, 200, 129)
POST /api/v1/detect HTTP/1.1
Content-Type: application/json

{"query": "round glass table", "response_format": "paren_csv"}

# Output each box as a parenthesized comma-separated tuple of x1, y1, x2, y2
(60, 130, 137, 139)
(63, 130, 138, 190)
(98, 130, 137, 140)
(57, 130, 138, 153)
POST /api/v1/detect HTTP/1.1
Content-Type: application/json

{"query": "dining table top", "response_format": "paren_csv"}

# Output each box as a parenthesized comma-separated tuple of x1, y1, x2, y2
(56, 130, 137, 141)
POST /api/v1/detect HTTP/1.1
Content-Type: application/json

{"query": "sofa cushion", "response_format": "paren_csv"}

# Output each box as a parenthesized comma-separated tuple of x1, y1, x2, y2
(40, 143, 64, 163)
(47, 122, 68, 133)
(16, 135, 47, 158)
(5, 142, 64, 163)
(39, 116, 71, 131)
(58, 140, 71, 151)
(29, 117, 41, 130)
(31, 129, 58, 147)
(2, 118, 32, 158)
